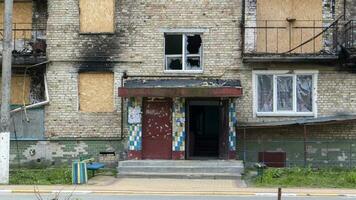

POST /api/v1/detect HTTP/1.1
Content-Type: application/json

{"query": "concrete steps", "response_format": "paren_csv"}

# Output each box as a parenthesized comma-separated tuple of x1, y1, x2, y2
(117, 160, 244, 179)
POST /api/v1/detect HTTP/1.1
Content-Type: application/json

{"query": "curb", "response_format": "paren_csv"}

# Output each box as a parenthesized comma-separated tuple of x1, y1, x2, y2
(2, 189, 356, 197)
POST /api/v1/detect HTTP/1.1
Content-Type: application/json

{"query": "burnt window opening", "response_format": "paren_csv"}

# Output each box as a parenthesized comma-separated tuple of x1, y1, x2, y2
(165, 33, 202, 71)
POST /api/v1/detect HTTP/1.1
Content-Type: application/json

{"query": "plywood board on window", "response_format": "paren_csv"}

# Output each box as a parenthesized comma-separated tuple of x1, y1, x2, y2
(256, 0, 322, 53)
(0, 75, 31, 105)
(79, 72, 114, 112)
(0, 2, 33, 39)
(79, 0, 115, 33)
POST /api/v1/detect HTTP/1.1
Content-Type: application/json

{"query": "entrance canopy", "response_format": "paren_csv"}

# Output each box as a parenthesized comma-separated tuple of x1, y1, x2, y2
(118, 79, 243, 97)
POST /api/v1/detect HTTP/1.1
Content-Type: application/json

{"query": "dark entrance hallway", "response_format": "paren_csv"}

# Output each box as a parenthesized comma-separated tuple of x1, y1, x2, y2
(187, 101, 221, 158)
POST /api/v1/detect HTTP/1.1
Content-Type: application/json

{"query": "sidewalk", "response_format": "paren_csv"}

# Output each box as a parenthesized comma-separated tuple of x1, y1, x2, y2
(1, 176, 356, 197)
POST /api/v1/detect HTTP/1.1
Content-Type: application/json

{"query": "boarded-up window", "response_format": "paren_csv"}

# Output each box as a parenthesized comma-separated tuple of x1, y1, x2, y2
(0, 75, 31, 105)
(79, 0, 115, 33)
(79, 72, 114, 112)
(256, 0, 323, 53)
(0, 2, 33, 39)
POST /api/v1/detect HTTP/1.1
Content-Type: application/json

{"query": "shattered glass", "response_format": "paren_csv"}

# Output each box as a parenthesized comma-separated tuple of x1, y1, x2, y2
(297, 75, 313, 112)
(257, 75, 273, 112)
(186, 34, 202, 54)
(277, 76, 293, 111)
(166, 57, 182, 70)
(186, 56, 200, 70)
(165, 34, 183, 70)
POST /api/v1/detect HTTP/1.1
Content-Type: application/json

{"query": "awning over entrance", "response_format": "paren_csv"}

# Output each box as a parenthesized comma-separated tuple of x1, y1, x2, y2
(118, 79, 243, 97)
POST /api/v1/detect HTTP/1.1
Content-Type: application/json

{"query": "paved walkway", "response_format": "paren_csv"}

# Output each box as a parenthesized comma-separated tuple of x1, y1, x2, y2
(1, 176, 356, 197)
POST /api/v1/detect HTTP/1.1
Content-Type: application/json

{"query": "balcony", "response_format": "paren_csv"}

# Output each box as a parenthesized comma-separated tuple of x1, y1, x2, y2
(243, 19, 345, 63)
(0, 23, 47, 65)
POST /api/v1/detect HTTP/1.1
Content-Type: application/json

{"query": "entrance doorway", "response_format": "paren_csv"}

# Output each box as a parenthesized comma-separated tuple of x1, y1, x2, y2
(187, 100, 229, 159)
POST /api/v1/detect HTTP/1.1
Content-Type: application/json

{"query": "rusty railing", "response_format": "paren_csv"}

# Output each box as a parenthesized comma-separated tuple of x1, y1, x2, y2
(243, 19, 345, 55)
(0, 23, 46, 56)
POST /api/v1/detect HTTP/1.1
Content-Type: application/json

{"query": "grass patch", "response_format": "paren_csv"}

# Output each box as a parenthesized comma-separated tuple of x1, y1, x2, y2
(9, 167, 117, 185)
(10, 168, 72, 185)
(249, 167, 356, 188)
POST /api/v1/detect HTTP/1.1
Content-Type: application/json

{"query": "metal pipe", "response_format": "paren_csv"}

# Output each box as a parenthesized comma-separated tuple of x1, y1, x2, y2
(303, 125, 307, 167)
(344, 0, 346, 20)
(241, 0, 246, 55)
(121, 72, 125, 140)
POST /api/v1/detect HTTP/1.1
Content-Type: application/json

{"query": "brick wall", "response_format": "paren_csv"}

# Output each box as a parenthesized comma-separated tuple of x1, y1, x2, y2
(47, 0, 242, 74)
(10, 140, 125, 167)
(45, 62, 123, 138)
(45, 0, 242, 138)
(40, 0, 356, 166)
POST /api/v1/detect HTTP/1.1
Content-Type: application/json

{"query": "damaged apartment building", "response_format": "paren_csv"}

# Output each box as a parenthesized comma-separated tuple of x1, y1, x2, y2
(1, 0, 356, 174)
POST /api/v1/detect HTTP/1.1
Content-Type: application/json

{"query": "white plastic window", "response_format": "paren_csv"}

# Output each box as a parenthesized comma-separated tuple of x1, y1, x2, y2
(255, 72, 316, 116)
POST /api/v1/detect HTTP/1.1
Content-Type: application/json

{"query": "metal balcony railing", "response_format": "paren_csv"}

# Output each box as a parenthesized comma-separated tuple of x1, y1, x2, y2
(243, 19, 345, 56)
(0, 23, 46, 56)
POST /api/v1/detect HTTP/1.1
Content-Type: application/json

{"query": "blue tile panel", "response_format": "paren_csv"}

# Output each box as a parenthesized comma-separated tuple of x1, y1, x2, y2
(229, 100, 237, 151)
(173, 98, 185, 152)
(128, 98, 142, 151)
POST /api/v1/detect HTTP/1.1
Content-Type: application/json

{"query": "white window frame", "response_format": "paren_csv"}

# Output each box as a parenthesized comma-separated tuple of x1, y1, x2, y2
(164, 33, 203, 73)
(252, 70, 318, 117)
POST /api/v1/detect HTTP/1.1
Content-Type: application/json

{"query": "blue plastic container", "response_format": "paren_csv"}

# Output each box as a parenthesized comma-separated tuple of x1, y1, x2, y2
(72, 160, 88, 184)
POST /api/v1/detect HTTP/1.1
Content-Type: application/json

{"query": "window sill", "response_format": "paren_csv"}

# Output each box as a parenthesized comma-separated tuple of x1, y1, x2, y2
(164, 70, 203, 74)
(256, 112, 315, 117)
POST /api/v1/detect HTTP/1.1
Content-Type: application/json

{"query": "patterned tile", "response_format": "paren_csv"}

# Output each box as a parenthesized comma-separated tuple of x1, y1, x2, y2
(173, 98, 185, 152)
(128, 98, 142, 151)
(229, 100, 237, 151)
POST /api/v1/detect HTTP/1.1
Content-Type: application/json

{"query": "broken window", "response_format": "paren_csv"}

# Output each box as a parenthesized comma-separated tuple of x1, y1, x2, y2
(257, 75, 273, 112)
(165, 34, 183, 70)
(79, 0, 115, 33)
(165, 33, 202, 71)
(256, 72, 316, 115)
(79, 72, 114, 112)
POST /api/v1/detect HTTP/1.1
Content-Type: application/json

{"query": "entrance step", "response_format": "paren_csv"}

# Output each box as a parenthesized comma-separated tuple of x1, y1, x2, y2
(117, 160, 244, 179)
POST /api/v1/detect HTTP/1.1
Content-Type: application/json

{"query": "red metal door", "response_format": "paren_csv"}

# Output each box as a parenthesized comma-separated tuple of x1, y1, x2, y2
(142, 99, 172, 159)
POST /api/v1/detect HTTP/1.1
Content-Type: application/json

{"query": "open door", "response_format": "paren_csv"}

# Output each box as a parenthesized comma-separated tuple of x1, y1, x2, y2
(218, 100, 229, 160)
(186, 99, 229, 160)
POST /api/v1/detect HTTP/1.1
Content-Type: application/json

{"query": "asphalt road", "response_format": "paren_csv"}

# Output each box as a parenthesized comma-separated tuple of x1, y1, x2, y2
(0, 193, 355, 200)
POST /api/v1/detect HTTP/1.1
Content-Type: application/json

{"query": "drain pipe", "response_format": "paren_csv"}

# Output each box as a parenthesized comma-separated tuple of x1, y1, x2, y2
(120, 71, 127, 140)
(10, 74, 50, 113)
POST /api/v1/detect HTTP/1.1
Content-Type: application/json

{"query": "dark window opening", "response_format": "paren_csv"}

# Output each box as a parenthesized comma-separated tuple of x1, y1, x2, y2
(186, 35, 202, 54)
(165, 34, 182, 55)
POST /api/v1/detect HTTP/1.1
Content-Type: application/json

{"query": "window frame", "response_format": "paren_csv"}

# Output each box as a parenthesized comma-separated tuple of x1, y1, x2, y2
(164, 33, 203, 73)
(253, 70, 318, 117)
